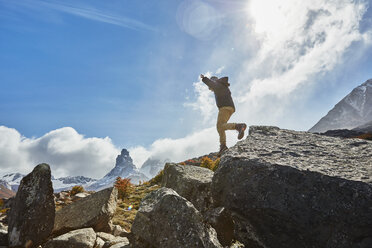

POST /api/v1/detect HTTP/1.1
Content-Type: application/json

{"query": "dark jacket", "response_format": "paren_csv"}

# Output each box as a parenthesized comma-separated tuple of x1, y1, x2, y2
(202, 76, 235, 109)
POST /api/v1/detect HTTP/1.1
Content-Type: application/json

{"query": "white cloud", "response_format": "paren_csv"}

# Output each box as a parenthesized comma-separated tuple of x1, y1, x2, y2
(0, 126, 119, 178)
(184, 74, 217, 125)
(216, 66, 225, 75)
(130, 126, 237, 164)
(237, 0, 370, 100)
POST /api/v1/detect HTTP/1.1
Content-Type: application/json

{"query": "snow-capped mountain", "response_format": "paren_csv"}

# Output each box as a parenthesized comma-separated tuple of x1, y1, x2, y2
(51, 176, 97, 192)
(0, 173, 97, 193)
(1, 173, 24, 192)
(309, 79, 372, 133)
(139, 158, 169, 179)
(87, 149, 149, 191)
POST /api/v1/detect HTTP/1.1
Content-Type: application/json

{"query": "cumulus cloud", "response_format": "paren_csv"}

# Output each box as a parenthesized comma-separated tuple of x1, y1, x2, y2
(130, 127, 235, 164)
(184, 72, 217, 125)
(236, 0, 371, 105)
(0, 126, 119, 178)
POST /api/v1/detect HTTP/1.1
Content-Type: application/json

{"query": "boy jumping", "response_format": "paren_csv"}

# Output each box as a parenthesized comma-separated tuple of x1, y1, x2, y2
(200, 74, 247, 156)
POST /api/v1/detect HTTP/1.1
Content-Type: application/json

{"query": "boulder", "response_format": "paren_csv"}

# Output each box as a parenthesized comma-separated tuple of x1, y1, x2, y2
(0, 229, 7, 247)
(161, 163, 214, 212)
(204, 207, 234, 247)
(96, 232, 129, 248)
(44, 228, 96, 248)
(94, 237, 105, 248)
(110, 224, 129, 237)
(131, 187, 222, 248)
(53, 187, 118, 235)
(212, 126, 372, 248)
(8, 163, 55, 248)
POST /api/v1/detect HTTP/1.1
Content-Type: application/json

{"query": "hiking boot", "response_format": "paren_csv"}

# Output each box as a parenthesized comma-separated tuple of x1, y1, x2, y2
(218, 144, 228, 157)
(236, 123, 247, 140)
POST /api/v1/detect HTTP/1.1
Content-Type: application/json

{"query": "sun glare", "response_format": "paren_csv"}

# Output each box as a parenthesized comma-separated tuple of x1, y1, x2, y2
(248, 0, 306, 44)
(249, 0, 287, 35)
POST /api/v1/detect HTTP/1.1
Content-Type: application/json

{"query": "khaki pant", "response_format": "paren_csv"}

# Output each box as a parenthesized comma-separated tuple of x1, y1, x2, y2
(217, 106, 236, 145)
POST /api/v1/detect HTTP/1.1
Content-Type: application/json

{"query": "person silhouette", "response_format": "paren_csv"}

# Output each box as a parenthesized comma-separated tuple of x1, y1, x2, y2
(200, 74, 247, 156)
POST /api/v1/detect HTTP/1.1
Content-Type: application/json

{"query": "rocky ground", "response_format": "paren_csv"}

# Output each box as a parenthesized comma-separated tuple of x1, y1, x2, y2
(0, 126, 371, 248)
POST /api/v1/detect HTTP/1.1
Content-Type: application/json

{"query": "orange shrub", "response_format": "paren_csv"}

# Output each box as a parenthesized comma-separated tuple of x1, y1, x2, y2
(70, 185, 84, 196)
(114, 177, 133, 199)
(200, 157, 220, 171)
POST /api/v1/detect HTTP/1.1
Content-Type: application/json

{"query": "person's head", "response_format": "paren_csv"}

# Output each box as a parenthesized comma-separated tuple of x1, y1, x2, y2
(212, 76, 230, 87)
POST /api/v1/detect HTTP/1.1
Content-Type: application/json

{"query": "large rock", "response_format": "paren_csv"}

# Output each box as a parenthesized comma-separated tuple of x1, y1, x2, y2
(161, 163, 214, 212)
(44, 228, 96, 248)
(8, 163, 55, 248)
(131, 187, 222, 248)
(212, 126, 372, 248)
(53, 187, 118, 235)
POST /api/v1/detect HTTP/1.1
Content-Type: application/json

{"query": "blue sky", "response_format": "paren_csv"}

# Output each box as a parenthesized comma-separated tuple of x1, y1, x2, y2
(1, 0, 372, 177)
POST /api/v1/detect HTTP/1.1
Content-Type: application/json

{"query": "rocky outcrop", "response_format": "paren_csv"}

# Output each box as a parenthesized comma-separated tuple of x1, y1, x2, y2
(319, 129, 366, 138)
(53, 187, 118, 235)
(212, 126, 372, 248)
(161, 163, 214, 212)
(131, 187, 222, 248)
(8, 163, 55, 248)
(353, 120, 372, 133)
(44, 228, 96, 248)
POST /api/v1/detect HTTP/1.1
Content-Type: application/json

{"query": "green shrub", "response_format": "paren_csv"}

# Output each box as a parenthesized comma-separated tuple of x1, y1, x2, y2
(70, 185, 84, 196)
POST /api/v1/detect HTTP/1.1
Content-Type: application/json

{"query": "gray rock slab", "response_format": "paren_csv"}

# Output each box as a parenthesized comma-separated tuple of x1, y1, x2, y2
(109, 242, 130, 248)
(8, 163, 55, 248)
(161, 163, 214, 212)
(44, 228, 96, 248)
(96, 232, 129, 247)
(212, 126, 372, 248)
(94, 237, 105, 248)
(109, 224, 129, 237)
(131, 187, 222, 248)
(53, 187, 117, 235)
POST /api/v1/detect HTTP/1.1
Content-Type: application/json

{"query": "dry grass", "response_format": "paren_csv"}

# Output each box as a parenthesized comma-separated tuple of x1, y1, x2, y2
(354, 133, 372, 141)
(112, 182, 160, 231)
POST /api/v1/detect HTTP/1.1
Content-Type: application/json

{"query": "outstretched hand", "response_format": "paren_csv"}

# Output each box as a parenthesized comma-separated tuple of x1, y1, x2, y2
(200, 74, 205, 79)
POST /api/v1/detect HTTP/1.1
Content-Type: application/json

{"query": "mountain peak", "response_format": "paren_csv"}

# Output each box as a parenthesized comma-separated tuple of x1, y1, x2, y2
(309, 78, 372, 132)
(116, 149, 133, 165)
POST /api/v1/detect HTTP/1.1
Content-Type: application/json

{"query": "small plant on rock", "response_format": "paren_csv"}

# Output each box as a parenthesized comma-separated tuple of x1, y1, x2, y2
(70, 185, 84, 196)
(200, 156, 220, 171)
(114, 177, 133, 200)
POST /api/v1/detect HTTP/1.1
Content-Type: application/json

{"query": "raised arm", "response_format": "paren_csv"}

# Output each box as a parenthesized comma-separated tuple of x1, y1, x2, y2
(200, 74, 218, 90)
